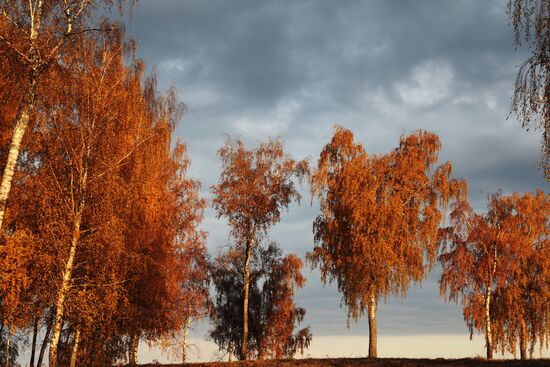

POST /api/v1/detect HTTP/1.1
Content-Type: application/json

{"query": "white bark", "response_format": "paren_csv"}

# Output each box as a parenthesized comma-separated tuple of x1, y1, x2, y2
(485, 286, 493, 359)
(0, 93, 34, 229)
(0, 0, 91, 231)
(69, 325, 81, 367)
(240, 236, 254, 360)
(0, 0, 43, 230)
(484, 247, 498, 360)
(129, 332, 139, 366)
(368, 291, 377, 358)
(182, 317, 191, 365)
(48, 212, 82, 367)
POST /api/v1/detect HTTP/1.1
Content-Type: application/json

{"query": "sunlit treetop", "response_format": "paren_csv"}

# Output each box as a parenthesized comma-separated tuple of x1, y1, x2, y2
(309, 126, 467, 320)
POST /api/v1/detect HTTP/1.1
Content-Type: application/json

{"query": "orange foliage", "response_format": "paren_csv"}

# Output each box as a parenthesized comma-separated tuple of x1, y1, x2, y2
(0, 23, 207, 367)
(211, 137, 308, 360)
(309, 127, 466, 358)
(212, 137, 308, 243)
(440, 190, 549, 359)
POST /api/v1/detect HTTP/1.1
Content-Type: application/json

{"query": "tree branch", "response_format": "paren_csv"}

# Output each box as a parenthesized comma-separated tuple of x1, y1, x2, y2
(91, 133, 156, 181)
(0, 33, 32, 64)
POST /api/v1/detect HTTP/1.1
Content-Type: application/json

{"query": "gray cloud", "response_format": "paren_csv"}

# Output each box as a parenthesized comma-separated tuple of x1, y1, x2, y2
(125, 0, 548, 357)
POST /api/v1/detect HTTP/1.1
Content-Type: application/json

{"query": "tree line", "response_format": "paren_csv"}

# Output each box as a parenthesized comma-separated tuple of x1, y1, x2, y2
(0, 0, 548, 366)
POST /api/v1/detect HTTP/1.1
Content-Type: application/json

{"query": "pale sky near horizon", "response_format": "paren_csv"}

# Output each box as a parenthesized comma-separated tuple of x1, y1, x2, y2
(117, 0, 549, 363)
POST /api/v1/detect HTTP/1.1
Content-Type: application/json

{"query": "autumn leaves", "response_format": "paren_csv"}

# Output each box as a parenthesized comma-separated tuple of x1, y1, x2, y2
(210, 128, 547, 362)
(308, 128, 548, 360)
(439, 191, 549, 359)
(210, 137, 310, 361)
(0, 2, 548, 366)
(0, 5, 208, 367)
(309, 128, 467, 359)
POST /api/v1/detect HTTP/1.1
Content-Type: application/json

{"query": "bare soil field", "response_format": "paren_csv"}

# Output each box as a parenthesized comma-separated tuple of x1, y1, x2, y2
(140, 358, 550, 367)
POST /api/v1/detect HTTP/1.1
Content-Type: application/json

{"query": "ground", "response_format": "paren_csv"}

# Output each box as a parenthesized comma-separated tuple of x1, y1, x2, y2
(139, 358, 550, 367)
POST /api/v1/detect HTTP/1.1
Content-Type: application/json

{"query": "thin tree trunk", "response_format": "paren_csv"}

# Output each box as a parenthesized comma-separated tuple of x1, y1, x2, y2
(4, 324, 12, 367)
(367, 291, 377, 358)
(129, 332, 139, 366)
(182, 317, 191, 365)
(69, 325, 81, 367)
(49, 212, 82, 367)
(49, 134, 90, 367)
(37, 318, 52, 367)
(30, 317, 39, 367)
(519, 319, 527, 360)
(484, 245, 499, 361)
(0, 80, 37, 230)
(240, 238, 253, 361)
(484, 287, 493, 360)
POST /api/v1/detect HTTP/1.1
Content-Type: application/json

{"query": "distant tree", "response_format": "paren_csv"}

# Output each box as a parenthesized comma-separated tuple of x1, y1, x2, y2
(507, 0, 550, 178)
(309, 127, 466, 358)
(439, 190, 549, 360)
(256, 247, 312, 359)
(156, 155, 210, 364)
(210, 243, 311, 360)
(490, 191, 549, 360)
(211, 137, 308, 360)
(209, 249, 246, 359)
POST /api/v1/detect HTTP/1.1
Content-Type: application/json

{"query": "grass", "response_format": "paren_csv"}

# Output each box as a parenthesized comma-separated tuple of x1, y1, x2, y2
(139, 357, 550, 367)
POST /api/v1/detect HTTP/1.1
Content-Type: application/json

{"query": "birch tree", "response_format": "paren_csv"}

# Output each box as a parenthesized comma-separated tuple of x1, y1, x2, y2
(121, 139, 206, 366)
(491, 191, 549, 359)
(309, 127, 466, 358)
(0, 0, 132, 230)
(439, 191, 548, 359)
(211, 137, 308, 360)
(158, 213, 210, 365)
(25, 27, 160, 367)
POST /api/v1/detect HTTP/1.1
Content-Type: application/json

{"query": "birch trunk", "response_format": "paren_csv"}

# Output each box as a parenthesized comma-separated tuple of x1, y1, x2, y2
(182, 317, 191, 365)
(4, 325, 10, 367)
(30, 317, 38, 367)
(49, 127, 91, 367)
(484, 286, 493, 360)
(240, 237, 253, 361)
(367, 291, 377, 358)
(519, 319, 527, 360)
(0, 0, 44, 230)
(484, 247, 498, 360)
(0, 78, 37, 230)
(0, 0, 95, 230)
(69, 325, 81, 367)
(48, 212, 82, 367)
(129, 332, 140, 366)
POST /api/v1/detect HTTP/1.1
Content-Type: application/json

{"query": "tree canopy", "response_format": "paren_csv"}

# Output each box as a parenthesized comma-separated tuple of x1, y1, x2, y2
(309, 127, 467, 358)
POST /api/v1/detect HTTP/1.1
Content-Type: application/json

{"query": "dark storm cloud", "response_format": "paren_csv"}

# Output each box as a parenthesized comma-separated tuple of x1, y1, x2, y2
(126, 0, 548, 347)
(129, 0, 522, 112)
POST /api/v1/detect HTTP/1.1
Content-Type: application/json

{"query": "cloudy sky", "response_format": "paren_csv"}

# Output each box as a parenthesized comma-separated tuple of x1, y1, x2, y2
(121, 0, 548, 362)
